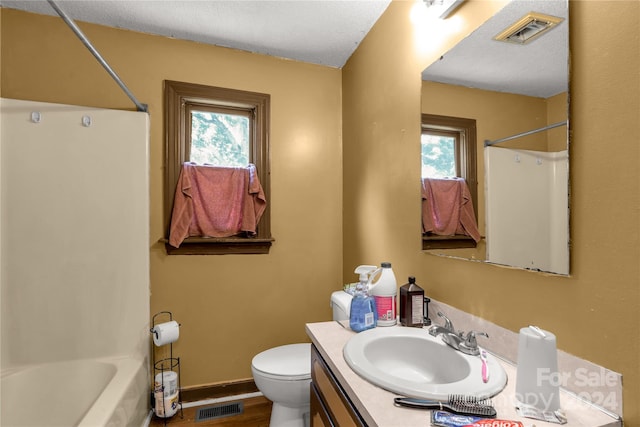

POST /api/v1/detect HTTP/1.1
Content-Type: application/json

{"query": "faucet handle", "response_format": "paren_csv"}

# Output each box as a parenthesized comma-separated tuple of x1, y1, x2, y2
(463, 331, 489, 350)
(437, 311, 455, 332)
(460, 331, 488, 355)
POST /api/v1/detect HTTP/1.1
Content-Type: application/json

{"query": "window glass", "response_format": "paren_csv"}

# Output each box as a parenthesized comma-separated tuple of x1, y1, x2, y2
(421, 133, 457, 178)
(190, 110, 250, 167)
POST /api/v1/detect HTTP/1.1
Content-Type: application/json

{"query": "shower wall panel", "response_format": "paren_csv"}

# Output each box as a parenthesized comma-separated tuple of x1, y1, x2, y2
(1, 98, 150, 366)
(485, 147, 569, 275)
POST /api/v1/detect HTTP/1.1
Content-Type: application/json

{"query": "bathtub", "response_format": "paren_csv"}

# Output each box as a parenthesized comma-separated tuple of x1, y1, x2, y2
(1, 356, 148, 427)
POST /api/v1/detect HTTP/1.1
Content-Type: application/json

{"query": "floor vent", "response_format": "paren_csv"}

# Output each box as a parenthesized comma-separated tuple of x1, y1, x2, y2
(195, 401, 244, 422)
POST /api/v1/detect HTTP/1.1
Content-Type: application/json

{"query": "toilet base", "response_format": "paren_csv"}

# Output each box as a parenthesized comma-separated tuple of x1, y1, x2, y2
(269, 402, 310, 427)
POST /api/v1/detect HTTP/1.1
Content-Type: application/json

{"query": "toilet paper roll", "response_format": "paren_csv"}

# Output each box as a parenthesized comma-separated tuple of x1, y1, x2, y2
(152, 321, 180, 346)
(155, 371, 178, 397)
(154, 389, 179, 418)
(515, 326, 560, 412)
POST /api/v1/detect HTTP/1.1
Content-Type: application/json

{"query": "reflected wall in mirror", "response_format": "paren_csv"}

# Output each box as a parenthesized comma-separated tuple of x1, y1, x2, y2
(421, 0, 569, 275)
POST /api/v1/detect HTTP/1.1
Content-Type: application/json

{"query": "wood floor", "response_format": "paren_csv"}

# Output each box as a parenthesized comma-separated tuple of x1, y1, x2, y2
(149, 396, 272, 427)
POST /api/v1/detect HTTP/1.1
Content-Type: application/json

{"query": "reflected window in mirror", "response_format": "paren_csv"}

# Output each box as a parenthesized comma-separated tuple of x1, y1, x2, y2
(421, 114, 479, 250)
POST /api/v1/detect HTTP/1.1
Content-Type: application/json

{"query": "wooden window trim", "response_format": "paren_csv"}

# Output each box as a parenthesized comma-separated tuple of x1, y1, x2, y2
(421, 113, 478, 250)
(164, 80, 273, 255)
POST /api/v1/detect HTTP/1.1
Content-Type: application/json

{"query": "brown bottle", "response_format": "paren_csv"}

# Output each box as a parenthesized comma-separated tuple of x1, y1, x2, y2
(399, 276, 424, 327)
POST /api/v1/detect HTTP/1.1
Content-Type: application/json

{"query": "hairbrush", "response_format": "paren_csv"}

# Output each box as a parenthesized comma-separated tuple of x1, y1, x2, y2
(393, 395, 497, 417)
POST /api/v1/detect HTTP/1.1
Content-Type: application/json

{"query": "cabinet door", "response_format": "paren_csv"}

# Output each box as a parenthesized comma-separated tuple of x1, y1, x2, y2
(311, 382, 333, 427)
(311, 345, 365, 427)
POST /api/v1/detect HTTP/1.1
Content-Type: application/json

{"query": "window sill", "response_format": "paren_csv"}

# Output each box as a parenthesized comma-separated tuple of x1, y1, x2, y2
(422, 234, 477, 250)
(163, 237, 274, 255)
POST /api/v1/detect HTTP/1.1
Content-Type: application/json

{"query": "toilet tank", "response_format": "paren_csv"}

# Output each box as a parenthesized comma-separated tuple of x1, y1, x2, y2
(330, 291, 352, 322)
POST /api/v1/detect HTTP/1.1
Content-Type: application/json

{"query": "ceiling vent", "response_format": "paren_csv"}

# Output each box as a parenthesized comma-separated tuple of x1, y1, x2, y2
(494, 12, 564, 45)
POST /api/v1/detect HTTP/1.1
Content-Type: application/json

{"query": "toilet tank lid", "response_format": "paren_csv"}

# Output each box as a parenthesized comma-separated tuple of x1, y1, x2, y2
(252, 343, 311, 378)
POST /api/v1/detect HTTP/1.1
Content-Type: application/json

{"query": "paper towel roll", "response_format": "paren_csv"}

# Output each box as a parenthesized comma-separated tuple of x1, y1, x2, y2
(152, 321, 180, 346)
(515, 326, 560, 412)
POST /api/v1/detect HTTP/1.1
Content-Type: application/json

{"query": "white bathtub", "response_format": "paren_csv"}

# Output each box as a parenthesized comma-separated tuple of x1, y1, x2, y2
(1, 356, 148, 427)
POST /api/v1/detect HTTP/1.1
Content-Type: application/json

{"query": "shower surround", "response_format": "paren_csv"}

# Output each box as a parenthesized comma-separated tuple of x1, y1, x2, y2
(0, 98, 150, 426)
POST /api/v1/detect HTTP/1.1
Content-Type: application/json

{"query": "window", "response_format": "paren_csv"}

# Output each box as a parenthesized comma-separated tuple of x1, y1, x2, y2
(421, 114, 478, 250)
(164, 80, 272, 255)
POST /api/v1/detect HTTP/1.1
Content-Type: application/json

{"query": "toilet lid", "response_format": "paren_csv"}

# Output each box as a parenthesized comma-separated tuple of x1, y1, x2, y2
(251, 343, 311, 380)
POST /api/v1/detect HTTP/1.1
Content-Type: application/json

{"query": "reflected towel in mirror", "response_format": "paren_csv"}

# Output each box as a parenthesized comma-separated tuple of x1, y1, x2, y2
(422, 177, 480, 242)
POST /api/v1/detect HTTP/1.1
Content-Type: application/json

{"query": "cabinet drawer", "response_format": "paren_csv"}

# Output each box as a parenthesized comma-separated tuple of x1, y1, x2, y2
(311, 344, 365, 427)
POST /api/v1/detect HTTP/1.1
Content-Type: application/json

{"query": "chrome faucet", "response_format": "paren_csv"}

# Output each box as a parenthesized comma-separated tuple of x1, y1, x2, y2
(428, 311, 488, 356)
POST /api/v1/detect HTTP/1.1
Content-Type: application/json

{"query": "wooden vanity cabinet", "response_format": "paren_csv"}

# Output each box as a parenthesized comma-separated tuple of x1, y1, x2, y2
(310, 344, 366, 427)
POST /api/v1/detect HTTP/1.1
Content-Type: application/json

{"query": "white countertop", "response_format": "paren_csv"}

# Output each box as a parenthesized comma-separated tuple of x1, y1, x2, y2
(306, 321, 621, 427)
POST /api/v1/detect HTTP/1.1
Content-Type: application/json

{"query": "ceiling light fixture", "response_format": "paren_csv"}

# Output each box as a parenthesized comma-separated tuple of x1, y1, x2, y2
(423, 0, 466, 19)
(494, 12, 564, 45)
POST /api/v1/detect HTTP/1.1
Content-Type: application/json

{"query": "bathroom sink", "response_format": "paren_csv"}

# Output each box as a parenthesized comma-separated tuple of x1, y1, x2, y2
(343, 326, 507, 401)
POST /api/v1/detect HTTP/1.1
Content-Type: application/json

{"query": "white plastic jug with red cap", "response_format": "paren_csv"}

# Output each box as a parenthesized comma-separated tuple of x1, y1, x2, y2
(353, 263, 398, 326)
(368, 262, 397, 326)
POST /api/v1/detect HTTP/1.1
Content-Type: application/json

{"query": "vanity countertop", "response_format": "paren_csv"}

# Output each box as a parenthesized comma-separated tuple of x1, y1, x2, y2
(306, 321, 621, 427)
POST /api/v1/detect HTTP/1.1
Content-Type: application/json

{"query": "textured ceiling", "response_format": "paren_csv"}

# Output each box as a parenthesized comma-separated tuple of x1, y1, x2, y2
(422, 0, 569, 98)
(2, 0, 567, 96)
(0, 0, 391, 68)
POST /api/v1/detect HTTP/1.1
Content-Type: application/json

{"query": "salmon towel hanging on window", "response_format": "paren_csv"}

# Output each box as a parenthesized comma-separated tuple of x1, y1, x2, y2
(169, 163, 266, 247)
(422, 177, 480, 242)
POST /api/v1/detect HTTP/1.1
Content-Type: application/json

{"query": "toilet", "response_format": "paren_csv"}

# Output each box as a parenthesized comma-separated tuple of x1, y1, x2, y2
(252, 344, 311, 427)
(251, 291, 352, 427)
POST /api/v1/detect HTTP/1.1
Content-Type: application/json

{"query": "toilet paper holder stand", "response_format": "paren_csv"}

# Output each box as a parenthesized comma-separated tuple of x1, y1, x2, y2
(150, 311, 183, 423)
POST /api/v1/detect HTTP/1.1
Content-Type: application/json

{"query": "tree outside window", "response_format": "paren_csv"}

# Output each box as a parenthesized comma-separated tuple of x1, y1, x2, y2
(190, 110, 250, 167)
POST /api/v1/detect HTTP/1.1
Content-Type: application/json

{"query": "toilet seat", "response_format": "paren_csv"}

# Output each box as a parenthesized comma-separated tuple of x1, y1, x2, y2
(251, 343, 311, 381)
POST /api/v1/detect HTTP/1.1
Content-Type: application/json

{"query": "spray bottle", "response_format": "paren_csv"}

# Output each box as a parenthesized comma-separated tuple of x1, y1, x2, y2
(349, 267, 378, 332)
(368, 262, 397, 326)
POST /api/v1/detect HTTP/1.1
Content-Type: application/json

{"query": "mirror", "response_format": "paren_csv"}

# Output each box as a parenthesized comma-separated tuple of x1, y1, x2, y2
(421, 0, 569, 275)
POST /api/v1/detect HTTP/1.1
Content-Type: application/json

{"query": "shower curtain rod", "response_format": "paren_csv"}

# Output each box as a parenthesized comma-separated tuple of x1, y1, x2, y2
(46, 0, 148, 113)
(484, 121, 567, 147)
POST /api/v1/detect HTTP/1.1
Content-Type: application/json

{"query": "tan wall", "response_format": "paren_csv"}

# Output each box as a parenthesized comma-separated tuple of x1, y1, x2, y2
(1, 9, 343, 387)
(344, 0, 638, 423)
(547, 92, 569, 151)
(422, 82, 550, 152)
(422, 83, 568, 153)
